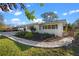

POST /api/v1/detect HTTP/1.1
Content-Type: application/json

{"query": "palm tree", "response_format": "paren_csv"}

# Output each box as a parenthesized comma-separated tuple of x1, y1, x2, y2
(0, 3, 44, 20)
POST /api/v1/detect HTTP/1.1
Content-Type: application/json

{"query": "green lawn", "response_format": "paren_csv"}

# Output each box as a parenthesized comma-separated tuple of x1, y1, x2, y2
(0, 36, 75, 56)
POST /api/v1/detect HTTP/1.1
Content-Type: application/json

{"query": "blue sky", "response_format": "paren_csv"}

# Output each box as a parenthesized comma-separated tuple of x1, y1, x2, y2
(0, 3, 79, 26)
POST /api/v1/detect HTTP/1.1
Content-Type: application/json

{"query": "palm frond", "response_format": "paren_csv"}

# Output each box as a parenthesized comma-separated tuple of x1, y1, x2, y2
(39, 3, 44, 7)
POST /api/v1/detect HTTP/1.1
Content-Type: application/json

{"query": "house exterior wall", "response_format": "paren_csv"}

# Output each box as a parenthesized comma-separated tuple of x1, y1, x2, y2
(25, 26, 31, 32)
(34, 25, 40, 32)
(57, 23, 63, 37)
(23, 22, 65, 37)
(34, 23, 64, 37)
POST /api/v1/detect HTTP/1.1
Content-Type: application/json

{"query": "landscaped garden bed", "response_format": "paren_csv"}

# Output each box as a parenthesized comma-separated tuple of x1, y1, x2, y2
(0, 35, 75, 56)
(15, 31, 61, 42)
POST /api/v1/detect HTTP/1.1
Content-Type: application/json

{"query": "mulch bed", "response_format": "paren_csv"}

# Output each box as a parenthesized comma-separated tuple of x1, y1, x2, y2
(15, 31, 64, 42)
(16, 34, 62, 42)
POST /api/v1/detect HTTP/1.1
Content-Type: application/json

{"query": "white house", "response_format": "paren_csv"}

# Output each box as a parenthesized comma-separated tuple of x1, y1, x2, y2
(24, 20, 67, 37)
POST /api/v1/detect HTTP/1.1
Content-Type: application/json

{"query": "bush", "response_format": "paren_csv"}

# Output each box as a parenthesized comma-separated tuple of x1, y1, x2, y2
(75, 33, 79, 40)
(15, 31, 26, 37)
(0, 36, 5, 39)
(24, 32, 33, 39)
(15, 31, 55, 41)
(0, 30, 6, 32)
(40, 33, 53, 39)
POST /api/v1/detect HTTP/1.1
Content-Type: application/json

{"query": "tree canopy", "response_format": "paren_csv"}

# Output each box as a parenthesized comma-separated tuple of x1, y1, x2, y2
(41, 12, 58, 19)
(41, 12, 58, 22)
(0, 3, 44, 20)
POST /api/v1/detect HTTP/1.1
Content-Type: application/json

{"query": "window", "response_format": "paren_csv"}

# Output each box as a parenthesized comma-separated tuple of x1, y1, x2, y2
(48, 25, 51, 29)
(52, 25, 58, 29)
(42, 24, 58, 29)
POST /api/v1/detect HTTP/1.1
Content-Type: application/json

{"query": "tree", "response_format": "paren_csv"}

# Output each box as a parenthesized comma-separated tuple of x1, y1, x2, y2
(0, 3, 44, 20)
(39, 3, 44, 7)
(41, 12, 58, 22)
(41, 12, 58, 19)
(73, 19, 79, 29)
(67, 23, 73, 31)
(0, 14, 4, 25)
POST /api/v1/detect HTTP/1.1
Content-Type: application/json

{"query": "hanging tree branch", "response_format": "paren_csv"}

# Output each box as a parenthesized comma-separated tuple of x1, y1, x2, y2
(0, 3, 44, 20)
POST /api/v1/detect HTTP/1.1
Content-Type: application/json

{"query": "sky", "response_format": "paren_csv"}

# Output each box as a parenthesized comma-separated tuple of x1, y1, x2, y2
(0, 3, 79, 26)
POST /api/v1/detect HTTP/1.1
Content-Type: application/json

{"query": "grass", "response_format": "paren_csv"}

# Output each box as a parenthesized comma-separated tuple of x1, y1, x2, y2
(0, 36, 75, 56)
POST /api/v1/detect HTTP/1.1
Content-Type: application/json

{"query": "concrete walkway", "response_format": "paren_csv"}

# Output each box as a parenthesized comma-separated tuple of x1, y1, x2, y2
(0, 32, 74, 48)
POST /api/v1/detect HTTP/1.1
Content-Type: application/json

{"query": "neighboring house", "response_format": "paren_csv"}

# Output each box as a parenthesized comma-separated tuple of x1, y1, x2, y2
(19, 19, 67, 37)
(17, 25, 25, 31)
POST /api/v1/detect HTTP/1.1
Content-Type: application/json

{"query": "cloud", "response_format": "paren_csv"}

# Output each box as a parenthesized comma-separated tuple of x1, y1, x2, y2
(11, 18, 20, 25)
(21, 22, 26, 25)
(11, 18, 26, 25)
(54, 11, 58, 14)
(63, 13, 68, 16)
(4, 19, 7, 23)
(62, 9, 79, 16)
(14, 11, 22, 16)
(11, 18, 20, 22)
(8, 10, 22, 16)
(69, 9, 79, 14)
(32, 18, 45, 23)
(26, 4, 31, 7)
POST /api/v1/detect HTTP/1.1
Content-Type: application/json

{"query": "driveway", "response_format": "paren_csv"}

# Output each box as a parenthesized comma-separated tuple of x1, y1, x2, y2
(0, 32, 75, 48)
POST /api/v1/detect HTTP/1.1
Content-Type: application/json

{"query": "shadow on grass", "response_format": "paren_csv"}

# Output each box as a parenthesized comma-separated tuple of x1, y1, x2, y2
(0, 36, 7, 39)
(0, 35, 32, 51)
(70, 40, 79, 56)
(13, 40, 32, 51)
(0, 36, 76, 56)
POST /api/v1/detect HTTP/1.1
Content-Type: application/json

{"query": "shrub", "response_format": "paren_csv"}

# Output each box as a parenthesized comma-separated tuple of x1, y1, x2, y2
(41, 33, 53, 39)
(0, 36, 5, 39)
(0, 30, 6, 32)
(75, 33, 79, 40)
(24, 32, 33, 39)
(15, 31, 26, 37)
(15, 31, 55, 41)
